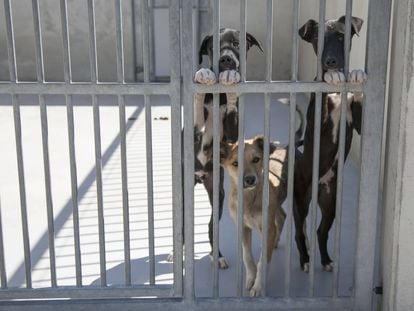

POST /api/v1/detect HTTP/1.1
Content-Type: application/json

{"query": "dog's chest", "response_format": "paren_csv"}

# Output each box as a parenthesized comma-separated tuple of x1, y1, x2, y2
(326, 93, 354, 144)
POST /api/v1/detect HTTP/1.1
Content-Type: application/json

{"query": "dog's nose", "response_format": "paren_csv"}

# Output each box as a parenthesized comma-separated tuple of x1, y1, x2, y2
(324, 57, 338, 68)
(244, 175, 256, 188)
(219, 55, 236, 69)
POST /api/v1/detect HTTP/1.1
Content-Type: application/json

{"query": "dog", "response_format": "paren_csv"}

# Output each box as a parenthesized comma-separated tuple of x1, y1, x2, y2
(293, 16, 367, 272)
(220, 110, 304, 296)
(167, 28, 263, 268)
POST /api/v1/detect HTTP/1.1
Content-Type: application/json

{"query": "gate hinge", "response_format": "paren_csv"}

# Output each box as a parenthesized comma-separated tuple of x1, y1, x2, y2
(373, 286, 383, 295)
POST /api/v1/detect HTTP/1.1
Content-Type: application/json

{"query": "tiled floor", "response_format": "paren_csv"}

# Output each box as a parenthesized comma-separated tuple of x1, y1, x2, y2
(0, 93, 359, 297)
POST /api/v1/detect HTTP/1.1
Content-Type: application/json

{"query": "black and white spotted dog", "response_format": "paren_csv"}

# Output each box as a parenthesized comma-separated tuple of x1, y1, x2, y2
(191, 28, 263, 268)
(293, 16, 367, 272)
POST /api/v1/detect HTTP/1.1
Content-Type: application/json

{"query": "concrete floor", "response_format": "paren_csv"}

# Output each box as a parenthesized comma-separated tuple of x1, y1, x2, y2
(0, 93, 359, 298)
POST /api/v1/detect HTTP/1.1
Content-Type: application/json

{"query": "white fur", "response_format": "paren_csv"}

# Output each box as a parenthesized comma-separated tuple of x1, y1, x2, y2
(219, 69, 241, 85)
(194, 68, 216, 85)
(324, 70, 346, 85)
(349, 69, 367, 84)
(328, 93, 354, 144)
(319, 168, 335, 194)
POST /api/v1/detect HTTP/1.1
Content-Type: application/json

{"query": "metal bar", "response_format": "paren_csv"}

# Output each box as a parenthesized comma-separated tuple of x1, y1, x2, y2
(148, 0, 155, 81)
(182, 0, 195, 300)
(169, 0, 183, 297)
(309, 0, 325, 297)
(119, 95, 131, 286)
(211, 0, 220, 299)
(0, 81, 363, 96)
(0, 197, 7, 288)
(354, 0, 392, 309)
(32, 0, 57, 288)
(11, 94, 32, 288)
(87, 0, 98, 82)
(39, 95, 57, 287)
(60, 0, 72, 82)
(0, 285, 173, 300)
(142, 0, 150, 83)
(65, 94, 82, 287)
(92, 94, 107, 287)
(265, 0, 273, 82)
(0, 296, 354, 310)
(260, 93, 271, 297)
(115, 0, 125, 83)
(145, 95, 155, 286)
(236, 0, 246, 298)
(333, 0, 352, 298)
(4, 0, 17, 82)
(285, 0, 299, 297)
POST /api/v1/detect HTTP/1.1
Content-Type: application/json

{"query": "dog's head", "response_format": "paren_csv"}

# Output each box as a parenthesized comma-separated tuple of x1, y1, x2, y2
(221, 136, 276, 190)
(199, 28, 263, 72)
(299, 16, 363, 71)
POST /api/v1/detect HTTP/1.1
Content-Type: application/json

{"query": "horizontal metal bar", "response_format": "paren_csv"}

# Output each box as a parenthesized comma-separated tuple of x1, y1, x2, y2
(0, 285, 172, 300)
(0, 297, 354, 310)
(193, 82, 363, 94)
(0, 83, 171, 95)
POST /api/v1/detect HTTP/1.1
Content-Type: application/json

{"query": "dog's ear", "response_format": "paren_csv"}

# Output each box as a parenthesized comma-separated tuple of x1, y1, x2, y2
(337, 16, 364, 36)
(199, 35, 212, 64)
(299, 19, 318, 42)
(246, 33, 263, 52)
(253, 135, 264, 152)
(220, 142, 232, 164)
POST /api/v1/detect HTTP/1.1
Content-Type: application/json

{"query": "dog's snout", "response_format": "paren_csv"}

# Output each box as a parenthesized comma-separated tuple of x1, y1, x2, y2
(324, 56, 338, 69)
(244, 175, 257, 188)
(219, 55, 236, 70)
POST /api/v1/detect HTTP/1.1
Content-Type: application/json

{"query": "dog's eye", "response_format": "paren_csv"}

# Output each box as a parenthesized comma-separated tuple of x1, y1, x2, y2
(233, 41, 239, 48)
(232, 161, 238, 167)
(252, 157, 260, 163)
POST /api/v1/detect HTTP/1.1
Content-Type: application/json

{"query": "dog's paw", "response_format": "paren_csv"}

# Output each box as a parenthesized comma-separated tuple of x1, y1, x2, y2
(323, 262, 334, 272)
(194, 68, 216, 85)
(324, 70, 346, 85)
(249, 283, 262, 297)
(245, 275, 256, 291)
(209, 255, 230, 269)
(303, 262, 310, 273)
(166, 251, 174, 262)
(349, 69, 367, 84)
(219, 70, 241, 85)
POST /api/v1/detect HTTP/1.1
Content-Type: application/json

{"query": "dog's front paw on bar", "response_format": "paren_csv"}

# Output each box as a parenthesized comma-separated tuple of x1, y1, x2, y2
(219, 70, 241, 85)
(194, 68, 217, 85)
(349, 69, 367, 84)
(324, 70, 346, 85)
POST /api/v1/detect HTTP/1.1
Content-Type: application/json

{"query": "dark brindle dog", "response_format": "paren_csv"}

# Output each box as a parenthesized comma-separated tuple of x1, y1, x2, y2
(168, 28, 262, 268)
(294, 16, 367, 272)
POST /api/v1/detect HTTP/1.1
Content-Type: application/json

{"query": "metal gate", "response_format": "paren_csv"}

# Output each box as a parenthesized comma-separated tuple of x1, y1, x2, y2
(0, 0, 391, 310)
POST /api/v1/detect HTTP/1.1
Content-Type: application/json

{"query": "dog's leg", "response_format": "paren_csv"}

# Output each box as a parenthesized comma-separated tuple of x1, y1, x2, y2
(274, 207, 286, 249)
(194, 68, 217, 131)
(250, 222, 277, 297)
(293, 188, 311, 272)
(242, 226, 257, 292)
(204, 168, 228, 269)
(317, 180, 337, 272)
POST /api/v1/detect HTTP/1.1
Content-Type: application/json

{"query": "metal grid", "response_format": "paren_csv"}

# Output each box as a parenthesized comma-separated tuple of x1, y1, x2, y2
(0, 0, 391, 310)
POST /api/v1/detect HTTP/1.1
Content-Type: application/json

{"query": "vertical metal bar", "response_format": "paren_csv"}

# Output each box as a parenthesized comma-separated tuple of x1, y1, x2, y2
(169, 0, 183, 297)
(285, 0, 299, 297)
(60, 0, 72, 83)
(39, 95, 57, 288)
(148, 0, 155, 81)
(115, 0, 131, 287)
(354, 0, 392, 309)
(260, 0, 273, 297)
(333, 0, 352, 298)
(309, 0, 325, 297)
(92, 94, 106, 287)
(61, 0, 82, 287)
(88, 0, 106, 286)
(87, 0, 98, 83)
(5, 1, 32, 287)
(0, 198, 7, 289)
(32, 0, 57, 288)
(65, 95, 82, 287)
(12, 94, 32, 288)
(182, 0, 195, 300)
(141, 0, 155, 286)
(211, 0, 220, 299)
(236, 0, 246, 298)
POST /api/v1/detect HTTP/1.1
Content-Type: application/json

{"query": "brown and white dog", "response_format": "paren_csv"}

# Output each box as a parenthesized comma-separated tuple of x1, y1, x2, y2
(293, 16, 367, 272)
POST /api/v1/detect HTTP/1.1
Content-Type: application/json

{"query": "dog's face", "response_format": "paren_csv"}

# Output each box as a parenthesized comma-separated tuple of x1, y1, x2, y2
(199, 28, 263, 72)
(221, 136, 271, 190)
(299, 16, 363, 71)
